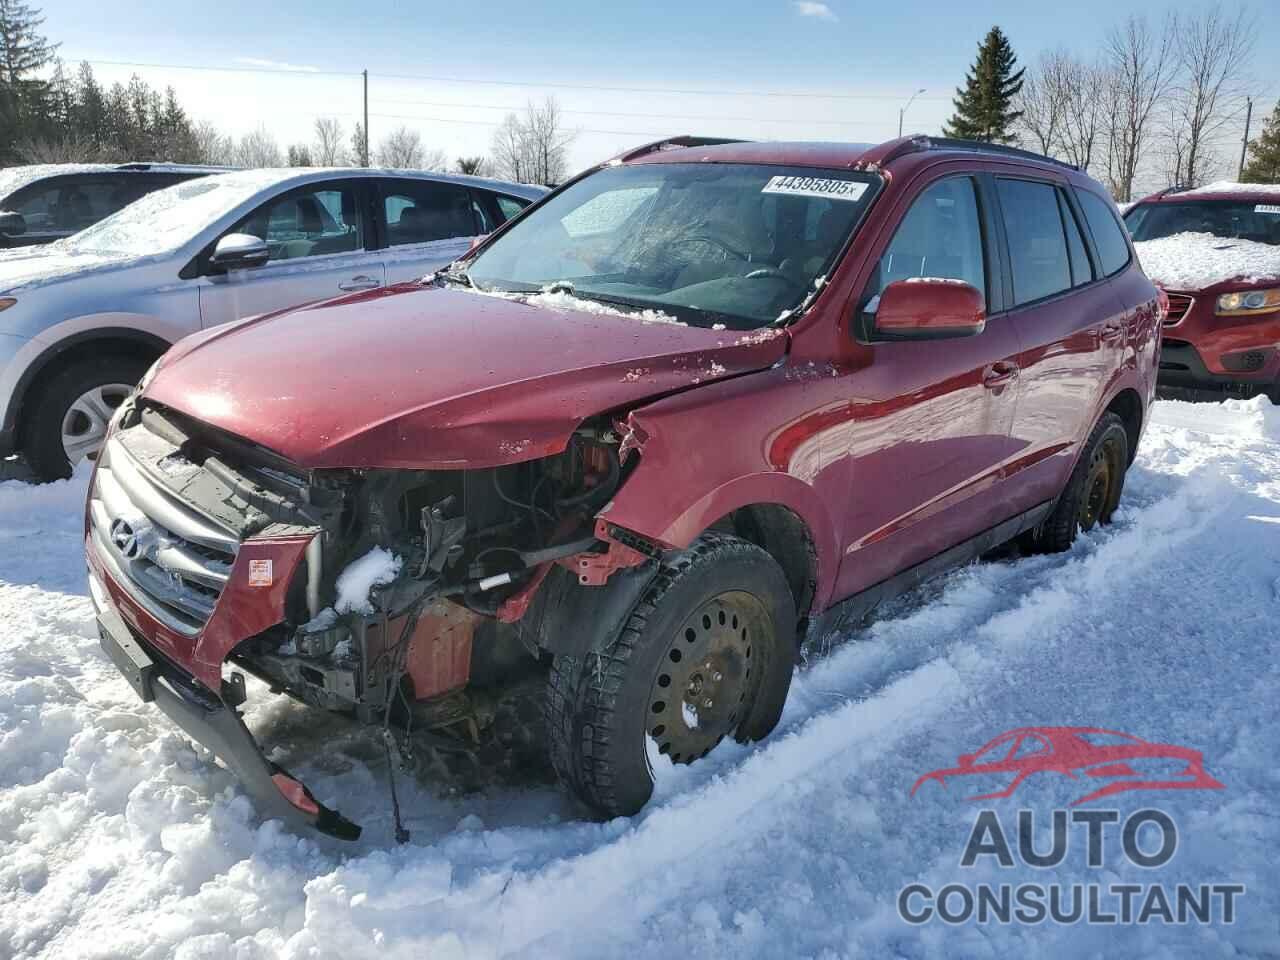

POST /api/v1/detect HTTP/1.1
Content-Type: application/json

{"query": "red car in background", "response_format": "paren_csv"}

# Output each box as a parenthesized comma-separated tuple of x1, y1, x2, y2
(1126, 183, 1280, 402)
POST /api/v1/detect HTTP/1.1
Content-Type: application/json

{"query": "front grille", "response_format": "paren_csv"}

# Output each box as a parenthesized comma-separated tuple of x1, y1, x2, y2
(1164, 293, 1194, 325)
(89, 427, 239, 636)
(1222, 349, 1268, 373)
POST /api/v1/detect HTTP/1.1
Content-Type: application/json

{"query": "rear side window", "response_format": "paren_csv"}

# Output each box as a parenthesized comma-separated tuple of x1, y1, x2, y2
(1077, 190, 1132, 277)
(383, 181, 477, 246)
(871, 176, 986, 304)
(494, 194, 530, 223)
(1058, 191, 1094, 287)
(997, 179, 1071, 306)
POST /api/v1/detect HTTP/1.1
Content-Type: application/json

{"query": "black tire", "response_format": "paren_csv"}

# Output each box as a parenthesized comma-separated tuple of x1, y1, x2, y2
(546, 533, 796, 817)
(1029, 411, 1129, 554)
(22, 354, 150, 482)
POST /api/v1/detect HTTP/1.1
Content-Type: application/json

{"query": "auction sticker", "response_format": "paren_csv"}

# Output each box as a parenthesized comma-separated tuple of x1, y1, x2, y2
(1255, 204, 1280, 215)
(248, 559, 273, 587)
(763, 176, 868, 201)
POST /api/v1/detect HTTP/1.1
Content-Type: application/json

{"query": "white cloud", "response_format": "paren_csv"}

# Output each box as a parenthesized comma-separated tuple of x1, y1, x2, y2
(792, 1, 837, 20)
(234, 56, 320, 73)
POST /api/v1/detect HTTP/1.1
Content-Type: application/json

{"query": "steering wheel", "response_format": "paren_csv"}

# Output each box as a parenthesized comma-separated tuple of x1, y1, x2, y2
(668, 235, 749, 262)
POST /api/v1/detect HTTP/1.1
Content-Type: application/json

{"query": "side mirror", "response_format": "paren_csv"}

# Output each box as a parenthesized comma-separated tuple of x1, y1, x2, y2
(958, 753, 976, 767)
(211, 233, 270, 271)
(871, 278, 986, 340)
(0, 211, 26, 236)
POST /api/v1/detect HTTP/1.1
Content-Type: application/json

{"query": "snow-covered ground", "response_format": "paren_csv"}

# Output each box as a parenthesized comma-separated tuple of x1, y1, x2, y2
(1, 399, 1278, 959)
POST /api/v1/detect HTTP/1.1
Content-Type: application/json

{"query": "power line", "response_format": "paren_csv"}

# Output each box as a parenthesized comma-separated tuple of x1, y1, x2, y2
(370, 97, 923, 127)
(72, 56, 950, 103)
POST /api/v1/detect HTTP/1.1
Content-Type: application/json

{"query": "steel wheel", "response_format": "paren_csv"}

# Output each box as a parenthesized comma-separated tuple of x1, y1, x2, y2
(645, 591, 766, 765)
(1078, 434, 1123, 531)
(60, 383, 132, 466)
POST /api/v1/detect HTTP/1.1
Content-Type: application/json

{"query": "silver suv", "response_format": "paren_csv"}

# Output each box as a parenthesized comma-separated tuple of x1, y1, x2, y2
(0, 168, 546, 479)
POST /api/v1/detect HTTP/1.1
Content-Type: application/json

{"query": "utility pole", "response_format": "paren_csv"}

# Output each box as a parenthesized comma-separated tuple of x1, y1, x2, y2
(899, 88, 926, 138)
(1238, 97, 1253, 180)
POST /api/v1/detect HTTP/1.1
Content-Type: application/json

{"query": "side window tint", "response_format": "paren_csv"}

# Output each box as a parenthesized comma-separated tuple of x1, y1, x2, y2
(384, 181, 477, 246)
(997, 179, 1071, 306)
(1077, 190, 1132, 277)
(872, 177, 986, 303)
(495, 194, 528, 223)
(1059, 191, 1093, 287)
(230, 186, 360, 262)
(8, 185, 62, 232)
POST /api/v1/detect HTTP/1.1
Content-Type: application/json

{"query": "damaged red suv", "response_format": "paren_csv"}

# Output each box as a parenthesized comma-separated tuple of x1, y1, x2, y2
(87, 136, 1161, 838)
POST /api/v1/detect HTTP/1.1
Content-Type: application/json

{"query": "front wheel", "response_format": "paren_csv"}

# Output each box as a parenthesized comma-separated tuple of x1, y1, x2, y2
(1028, 411, 1129, 554)
(22, 355, 150, 481)
(546, 533, 796, 817)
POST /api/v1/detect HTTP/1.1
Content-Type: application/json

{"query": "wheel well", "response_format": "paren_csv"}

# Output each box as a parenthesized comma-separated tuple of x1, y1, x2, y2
(1104, 388, 1143, 465)
(14, 333, 167, 446)
(711, 503, 818, 620)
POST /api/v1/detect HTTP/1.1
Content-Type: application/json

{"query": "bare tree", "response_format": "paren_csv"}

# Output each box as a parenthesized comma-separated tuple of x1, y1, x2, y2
(489, 97, 576, 185)
(1017, 50, 1071, 155)
(192, 120, 234, 165)
(1059, 57, 1108, 173)
(1104, 13, 1177, 201)
(313, 116, 347, 165)
(1165, 3, 1255, 188)
(233, 126, 283, 167)
(375, 125, 425, 168)
(490, 112, 527, 183)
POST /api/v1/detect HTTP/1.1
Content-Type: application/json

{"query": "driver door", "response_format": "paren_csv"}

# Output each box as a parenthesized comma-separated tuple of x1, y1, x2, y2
(197, 179, 383, 328)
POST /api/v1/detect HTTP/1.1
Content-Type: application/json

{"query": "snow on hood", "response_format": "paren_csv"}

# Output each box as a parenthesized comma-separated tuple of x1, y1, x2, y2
(1134, 232, 1280, 291)
(0, 247, 137, 295)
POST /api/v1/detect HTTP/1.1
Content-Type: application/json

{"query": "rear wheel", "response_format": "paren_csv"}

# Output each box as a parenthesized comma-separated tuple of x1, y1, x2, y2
(22, 355, 149, 481)
(1029, 411, 1129, 553)
(546, 533, 796, 817)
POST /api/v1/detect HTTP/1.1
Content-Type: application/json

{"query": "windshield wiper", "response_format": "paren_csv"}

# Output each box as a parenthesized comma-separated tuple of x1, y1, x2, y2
(432, 265, 474, 289)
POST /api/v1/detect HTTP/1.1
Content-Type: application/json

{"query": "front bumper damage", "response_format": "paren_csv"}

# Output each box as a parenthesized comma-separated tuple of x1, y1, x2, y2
(90, 567, 361, 840)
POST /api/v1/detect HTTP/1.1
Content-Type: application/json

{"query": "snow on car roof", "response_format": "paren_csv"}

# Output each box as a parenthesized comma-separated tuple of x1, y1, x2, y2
(1160, 180, 1280, 201)
(0, 164, 118, 204)
(1134, 231, 1280, 290)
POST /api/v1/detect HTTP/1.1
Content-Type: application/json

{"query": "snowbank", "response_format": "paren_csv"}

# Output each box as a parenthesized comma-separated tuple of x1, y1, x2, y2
(1, 401, 1278, 958)
(1133, 231, 1280, 290)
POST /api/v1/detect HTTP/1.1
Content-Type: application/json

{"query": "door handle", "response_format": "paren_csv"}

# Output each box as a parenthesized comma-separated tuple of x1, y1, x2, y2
(982, 361, 1019, 388)
(338, 275, 380, 291)
(1100, 321, 1125, 343)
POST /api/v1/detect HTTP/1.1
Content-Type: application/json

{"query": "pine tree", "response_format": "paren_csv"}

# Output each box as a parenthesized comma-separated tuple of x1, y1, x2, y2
(350, 121, 367, 166)
(0, 0, 59, 161)
(1241, 101, 1280, 184)
(943, 26, 1025, 144)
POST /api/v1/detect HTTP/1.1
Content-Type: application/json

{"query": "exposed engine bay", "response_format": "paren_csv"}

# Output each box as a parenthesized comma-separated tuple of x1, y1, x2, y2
(103, 398, 649, 744)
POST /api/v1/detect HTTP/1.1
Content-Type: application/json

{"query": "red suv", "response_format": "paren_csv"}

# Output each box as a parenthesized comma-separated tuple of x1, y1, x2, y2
(1126, 183, 1280, 401)
(86, 136, 1160, 838)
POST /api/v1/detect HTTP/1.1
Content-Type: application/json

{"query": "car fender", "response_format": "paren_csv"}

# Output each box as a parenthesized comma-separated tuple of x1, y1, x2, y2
(0, 312, 182, 436)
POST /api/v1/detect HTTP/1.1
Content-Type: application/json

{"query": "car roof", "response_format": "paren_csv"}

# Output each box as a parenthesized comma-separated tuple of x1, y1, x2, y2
(208, 166, 549, 201)
(1137, 180, 1280, 204)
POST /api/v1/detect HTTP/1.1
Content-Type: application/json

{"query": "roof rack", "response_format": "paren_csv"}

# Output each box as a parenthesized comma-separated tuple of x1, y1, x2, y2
(924, 137, 1079, 171)
(614, 136, 749, 164)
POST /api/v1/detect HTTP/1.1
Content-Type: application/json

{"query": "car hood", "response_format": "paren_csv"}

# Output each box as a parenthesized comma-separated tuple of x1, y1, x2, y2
(0, 244, 137, 295)
(145, 283, 789, 469)
(1134, 234, 1280, 293)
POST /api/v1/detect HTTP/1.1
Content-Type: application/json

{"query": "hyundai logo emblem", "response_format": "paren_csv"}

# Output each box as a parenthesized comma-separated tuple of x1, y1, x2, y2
(109, 518, 140, 558)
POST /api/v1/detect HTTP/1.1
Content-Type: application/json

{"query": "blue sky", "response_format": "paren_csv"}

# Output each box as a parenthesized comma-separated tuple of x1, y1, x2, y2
(40, 0, 1279, 174)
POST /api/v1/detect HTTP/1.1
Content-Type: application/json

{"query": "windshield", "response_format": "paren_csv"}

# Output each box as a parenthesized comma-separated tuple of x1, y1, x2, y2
(1126, 200, 1280, 246)
(60, 170, 287, 258)
(465, 162, 880, 329)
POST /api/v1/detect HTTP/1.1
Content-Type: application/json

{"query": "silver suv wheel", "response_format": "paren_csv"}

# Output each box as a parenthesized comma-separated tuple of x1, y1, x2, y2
(61, 383, 132, 466)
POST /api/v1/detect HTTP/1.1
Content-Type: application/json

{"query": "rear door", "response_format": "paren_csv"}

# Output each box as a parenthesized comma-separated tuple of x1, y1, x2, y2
(995, 175, 1126, 512)
(197, 178, 384, 328)
(376, 178, 484, 284)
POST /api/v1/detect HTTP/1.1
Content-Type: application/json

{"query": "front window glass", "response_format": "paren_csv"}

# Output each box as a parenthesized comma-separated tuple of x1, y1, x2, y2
(1124, 199, 1280, 247)
(466, 163, 879, 329)
(228, 186, 360, 261)
(869, 177, 986, 304)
